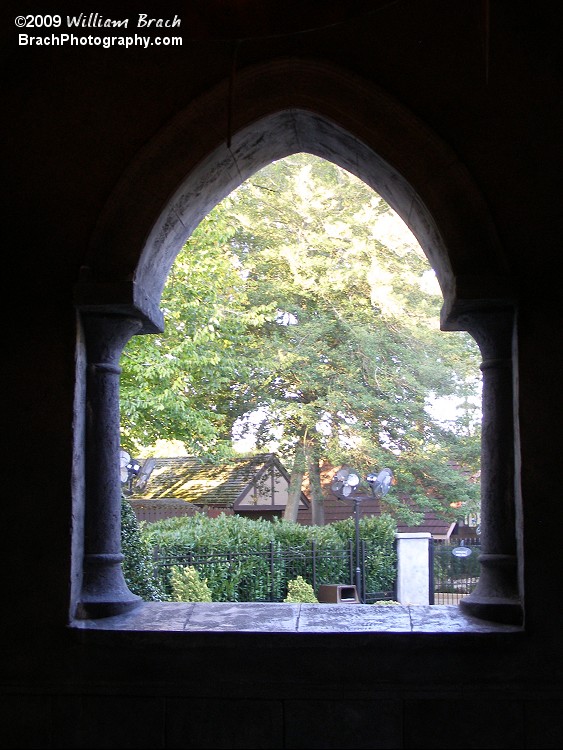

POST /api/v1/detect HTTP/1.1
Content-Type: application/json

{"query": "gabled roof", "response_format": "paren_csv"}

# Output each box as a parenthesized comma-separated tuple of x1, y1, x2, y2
(130, 454, 461, 536)
(130, 453, 309, 509)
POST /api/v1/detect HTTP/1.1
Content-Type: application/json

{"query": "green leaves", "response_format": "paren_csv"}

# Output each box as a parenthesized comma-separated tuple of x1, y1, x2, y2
(120, 153, 481, 520)
(120, 497, 168, 601)
(120, 205, 270, 456)
(143, 512, 397, 602)
(284, 576, 318, 603)
(169, 565, 213, 602)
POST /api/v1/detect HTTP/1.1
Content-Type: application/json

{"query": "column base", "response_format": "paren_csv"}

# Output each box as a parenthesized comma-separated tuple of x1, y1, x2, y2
(75, 596, 142, 620)
(76, 552, 143, 619)
(459, 552, 522, 625)
(459, 594, 523, 625)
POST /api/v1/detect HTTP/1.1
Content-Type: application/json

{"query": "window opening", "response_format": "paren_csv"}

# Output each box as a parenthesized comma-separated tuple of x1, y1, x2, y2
(118, 154, 483, 609)
(74, 91, 522, 627)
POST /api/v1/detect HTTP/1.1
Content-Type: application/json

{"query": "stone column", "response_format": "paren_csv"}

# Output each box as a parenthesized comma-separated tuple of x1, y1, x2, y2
(459, 308, 523, 625)
(76, 313, 144, 618)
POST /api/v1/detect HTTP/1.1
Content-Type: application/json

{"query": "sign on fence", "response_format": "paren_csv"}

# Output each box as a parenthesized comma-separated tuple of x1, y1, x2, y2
(451, 546, 473, 558)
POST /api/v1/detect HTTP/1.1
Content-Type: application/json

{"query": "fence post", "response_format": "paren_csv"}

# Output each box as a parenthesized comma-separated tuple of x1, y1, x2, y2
(428, 539, 435, 605)
(395, 532, 431, 605)
(361, 540, 367, 604)
(311, 539, 317, 593)
(270, 541, 275, 602)
(393, 537, 398, 602)
(152, 546, 160, 582)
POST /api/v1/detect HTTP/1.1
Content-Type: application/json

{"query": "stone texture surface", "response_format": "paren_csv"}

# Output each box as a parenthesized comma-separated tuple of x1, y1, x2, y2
(71, 601, 520, 634)
(5, 2, 563, 749)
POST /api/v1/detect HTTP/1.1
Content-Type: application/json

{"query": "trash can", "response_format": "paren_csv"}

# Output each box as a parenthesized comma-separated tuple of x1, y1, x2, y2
(317, 584, 360, 603)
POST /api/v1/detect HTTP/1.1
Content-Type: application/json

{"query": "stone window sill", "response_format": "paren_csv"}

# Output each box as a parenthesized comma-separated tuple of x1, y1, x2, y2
(70, 601, 523, 638)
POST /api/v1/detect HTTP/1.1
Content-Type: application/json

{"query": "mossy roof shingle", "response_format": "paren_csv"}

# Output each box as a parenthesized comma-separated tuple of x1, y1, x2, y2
(131, 453, 287, 507)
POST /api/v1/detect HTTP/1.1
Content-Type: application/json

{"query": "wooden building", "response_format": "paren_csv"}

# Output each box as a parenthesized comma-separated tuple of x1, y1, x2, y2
(5, 2, 563, 747)
(128, 453, 309, 522)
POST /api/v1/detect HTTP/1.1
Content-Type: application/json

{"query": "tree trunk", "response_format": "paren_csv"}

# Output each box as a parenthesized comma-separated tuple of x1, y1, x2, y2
(284, 439, 306, 522)
(307, 452, 325, 526)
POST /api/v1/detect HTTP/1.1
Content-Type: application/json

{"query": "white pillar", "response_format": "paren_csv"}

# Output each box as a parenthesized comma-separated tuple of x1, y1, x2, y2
(395, 532, 431, 605)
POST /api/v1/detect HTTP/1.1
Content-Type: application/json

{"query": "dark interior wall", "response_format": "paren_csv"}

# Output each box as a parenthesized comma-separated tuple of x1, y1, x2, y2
(2, 1, 563, 748)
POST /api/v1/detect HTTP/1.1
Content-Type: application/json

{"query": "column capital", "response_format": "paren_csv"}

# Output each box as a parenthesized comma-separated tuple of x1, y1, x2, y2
(450, 306, 515, 362)
(74, 274, 164, 334)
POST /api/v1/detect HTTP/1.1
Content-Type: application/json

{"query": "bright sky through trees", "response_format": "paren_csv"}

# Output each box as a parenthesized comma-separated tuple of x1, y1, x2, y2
(121, 154, 482, 523)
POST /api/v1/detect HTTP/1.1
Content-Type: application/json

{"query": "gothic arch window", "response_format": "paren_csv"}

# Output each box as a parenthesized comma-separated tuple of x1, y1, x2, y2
(73, 60, 522, 627)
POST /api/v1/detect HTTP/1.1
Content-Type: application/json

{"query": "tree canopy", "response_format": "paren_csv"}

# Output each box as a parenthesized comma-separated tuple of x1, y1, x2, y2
(120, 154, 481, 524)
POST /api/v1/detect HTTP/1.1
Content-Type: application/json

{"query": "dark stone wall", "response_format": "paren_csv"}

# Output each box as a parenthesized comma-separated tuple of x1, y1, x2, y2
(2, 1, 563, 747)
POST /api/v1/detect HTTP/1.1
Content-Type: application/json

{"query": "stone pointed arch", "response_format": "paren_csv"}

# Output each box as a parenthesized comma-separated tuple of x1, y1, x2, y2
(79, 58, 515, 332)
(74, 58, 522, 624)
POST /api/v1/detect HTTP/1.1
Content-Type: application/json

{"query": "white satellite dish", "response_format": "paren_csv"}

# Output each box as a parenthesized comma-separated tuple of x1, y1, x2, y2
(331, 467, 360, 498)
(135, 458, 156, 491)
(366, 468, 393, 499)
(119, 449, 131, 484)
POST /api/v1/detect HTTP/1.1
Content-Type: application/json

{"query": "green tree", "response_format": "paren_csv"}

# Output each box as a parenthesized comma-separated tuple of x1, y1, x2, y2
(224, 155, 481, 522)
(120, 210, 273, 459)
(120, 154, 481, 523)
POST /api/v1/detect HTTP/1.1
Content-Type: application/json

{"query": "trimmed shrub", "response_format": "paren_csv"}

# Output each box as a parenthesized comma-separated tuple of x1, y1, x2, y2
(284, 576, 318, 603)
(170, 565, 213, 602)
(121, 497, 168, 601)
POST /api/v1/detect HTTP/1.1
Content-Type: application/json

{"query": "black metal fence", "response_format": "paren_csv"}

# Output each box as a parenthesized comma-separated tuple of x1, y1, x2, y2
(152, 539, 480, 605)
(431, 541, 481, 604)
(153, 540, 397, 603)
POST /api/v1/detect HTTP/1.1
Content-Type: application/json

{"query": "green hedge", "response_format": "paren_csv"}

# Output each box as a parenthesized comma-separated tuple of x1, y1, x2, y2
(121, 497, 169, 601)
(141, 512, 397, 602)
